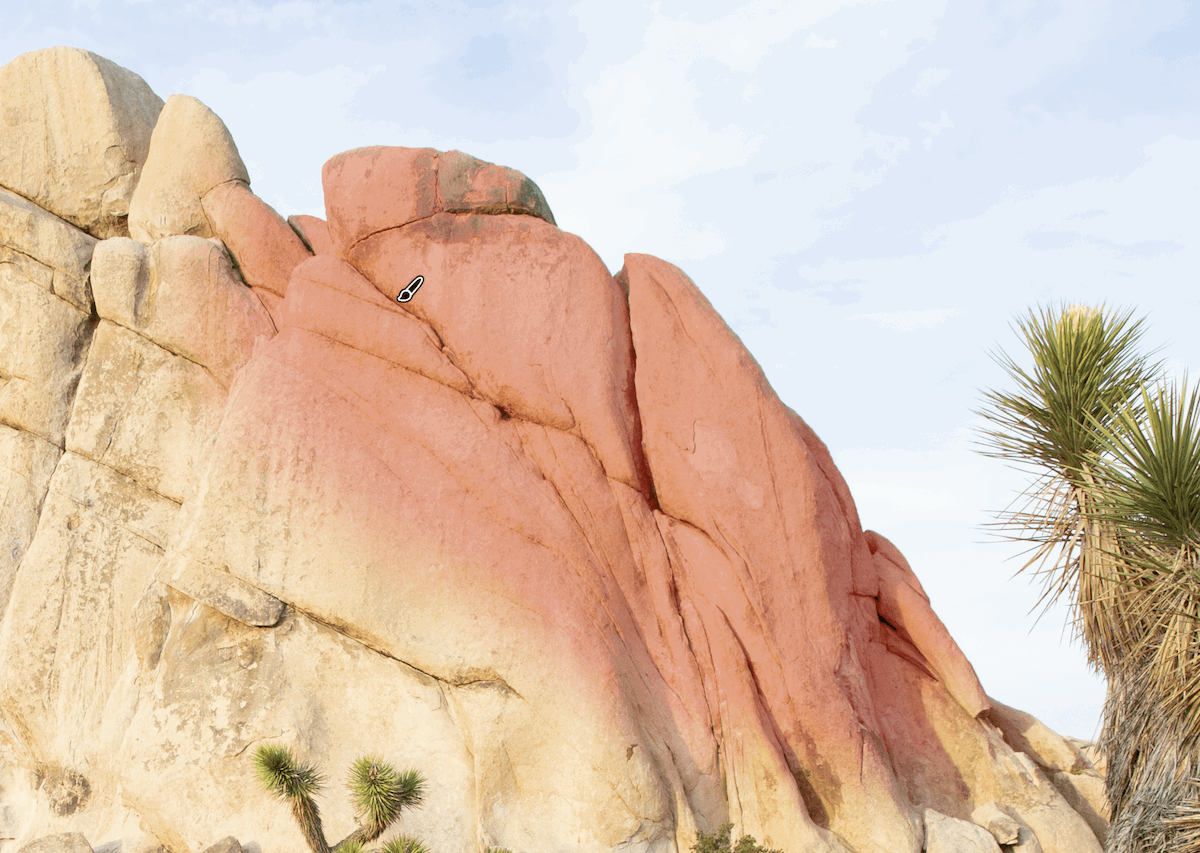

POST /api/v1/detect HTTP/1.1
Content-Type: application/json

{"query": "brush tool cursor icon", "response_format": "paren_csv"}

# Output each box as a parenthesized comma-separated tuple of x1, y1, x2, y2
(397, 275, 423, 303)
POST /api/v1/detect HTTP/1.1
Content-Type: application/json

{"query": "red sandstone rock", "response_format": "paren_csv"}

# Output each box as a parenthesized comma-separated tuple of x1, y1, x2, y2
(201, 180, 311, 298)
(347, 212, 650, 495)
(439, 149, 557, 224)
(622, 252, 919, 853)
(865, 528, 930, 599)
(279, 255, 472, 394)
(287, 214, 334, 255)
(322, 146, 439, 256)
(322, 146, 557, 259)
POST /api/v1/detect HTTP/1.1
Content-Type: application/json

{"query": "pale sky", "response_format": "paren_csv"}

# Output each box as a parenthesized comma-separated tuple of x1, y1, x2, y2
(7, 0, 1200, 740)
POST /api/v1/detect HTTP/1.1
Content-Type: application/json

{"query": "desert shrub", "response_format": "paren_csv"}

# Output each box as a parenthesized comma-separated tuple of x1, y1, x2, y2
(692, 822, 781, 853)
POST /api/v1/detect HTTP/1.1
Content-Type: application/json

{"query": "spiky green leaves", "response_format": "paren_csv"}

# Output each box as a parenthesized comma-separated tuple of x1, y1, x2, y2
(379, 838, 428, 853)
(347, 757, 426, 843)
(253, 747, 428, 853)
(975, 304, 1163, 634)
(254, 744, 330, 853)
(978, 303, 1160, 479)
(1089, 378, 1200, 552)
(978, 303, 1200, 853)
(254, 744, 325, 803)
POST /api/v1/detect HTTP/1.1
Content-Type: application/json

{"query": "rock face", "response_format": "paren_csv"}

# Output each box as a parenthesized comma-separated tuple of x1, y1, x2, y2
(0, 48, 1109, 853)
(0, 47, 163, 239)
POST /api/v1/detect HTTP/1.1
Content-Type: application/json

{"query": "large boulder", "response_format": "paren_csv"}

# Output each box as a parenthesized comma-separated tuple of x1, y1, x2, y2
(922, 810, 1000, 853)
(321, 146, 556, 256)
(91, 236, 276, 388)
(0, 49, 1112, 853)
(0, 47, 162, 239)
(128, 95, 249, 244)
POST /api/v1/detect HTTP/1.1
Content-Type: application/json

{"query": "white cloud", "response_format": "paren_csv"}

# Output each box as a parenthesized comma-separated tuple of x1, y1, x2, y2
(851, 307, 964, 332)
(189, 0, 332, 30)
(546, 0, 947, 269)
(918, 109, 955, 135)
(911, 67, 951, 99)
(804, 34, 839, 48)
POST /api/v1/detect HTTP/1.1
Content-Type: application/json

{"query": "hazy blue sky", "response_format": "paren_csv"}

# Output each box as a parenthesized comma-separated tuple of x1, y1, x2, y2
(6, 0, 1200, 739)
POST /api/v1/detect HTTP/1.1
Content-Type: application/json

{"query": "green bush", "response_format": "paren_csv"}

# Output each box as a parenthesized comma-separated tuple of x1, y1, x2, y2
(253, 744, 426, 853)
(692, 822, 781, 853)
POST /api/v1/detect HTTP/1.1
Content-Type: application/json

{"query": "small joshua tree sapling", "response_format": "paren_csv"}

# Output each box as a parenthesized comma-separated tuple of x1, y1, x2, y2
(254, 745, 427, 853)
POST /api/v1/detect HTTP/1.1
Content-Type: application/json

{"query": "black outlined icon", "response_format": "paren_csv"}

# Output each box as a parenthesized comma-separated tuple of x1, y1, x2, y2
(397, 275, 423, 303)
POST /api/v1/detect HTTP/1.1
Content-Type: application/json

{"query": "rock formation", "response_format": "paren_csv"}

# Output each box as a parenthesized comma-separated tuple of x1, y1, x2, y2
(0, 47, 1110, 853)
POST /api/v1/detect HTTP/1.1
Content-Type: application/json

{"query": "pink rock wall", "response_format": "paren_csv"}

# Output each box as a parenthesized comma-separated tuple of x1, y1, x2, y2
(0, 48, 1109, 853)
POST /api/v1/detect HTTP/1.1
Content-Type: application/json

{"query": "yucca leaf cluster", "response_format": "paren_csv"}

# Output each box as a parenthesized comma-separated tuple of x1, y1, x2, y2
(977, 303, 1200, 852)
(252, 745, 426, 853)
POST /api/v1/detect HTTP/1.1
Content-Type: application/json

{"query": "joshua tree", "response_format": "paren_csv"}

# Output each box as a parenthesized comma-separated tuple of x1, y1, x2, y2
(254, 744, 427, 853)
(977, 303, 1200, 852)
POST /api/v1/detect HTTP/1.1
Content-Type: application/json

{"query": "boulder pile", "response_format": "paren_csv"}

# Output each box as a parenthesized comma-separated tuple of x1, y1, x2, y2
(0, 47, 1108, 853)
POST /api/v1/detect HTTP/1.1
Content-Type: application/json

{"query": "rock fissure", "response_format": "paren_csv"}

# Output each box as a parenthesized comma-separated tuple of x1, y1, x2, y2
(283, 599, 524, 699)
(100, 315, 225, 390)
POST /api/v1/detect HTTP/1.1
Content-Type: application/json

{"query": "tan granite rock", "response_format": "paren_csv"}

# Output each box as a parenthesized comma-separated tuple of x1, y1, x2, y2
(0, 425, 61, 613)
(970, 802, 1021, 845)
(18, 833, 94, 853)
(987, 699, 1089, 773)
(0, 186, 97, 312)
(64, 320, 228, 503)
(0, 246, 93, 446)
(128, 95, 249, 244)
(922, 810, 1000, 853)
(1048, 769, 1109, 845)
(91, 236, 275, 387)
(0, 48, 162, 239)
(0, 451, 178, 797)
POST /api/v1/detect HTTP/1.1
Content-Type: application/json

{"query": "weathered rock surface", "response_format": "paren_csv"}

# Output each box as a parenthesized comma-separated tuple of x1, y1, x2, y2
(0, 48, 163, 239)
(1047, 769, 1109, 846)
(0, 48, 1111, 853)
(128, 95, 249, 244)
(970, 802, 1021, 846)
(1, 186, 98, 312)
(287, 214, 333, 255)
(18, 832, 94, 853)
(201, 179, 310, 298)
(91, 236, 275, 387)
(0, 190, 95, 446)
(922, 810, 1000, 853)
(987, 700, 1089, 773)
(64, 320, 227, 502)
(0, 426, 60, 621)
(321, 146, 556, 257)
